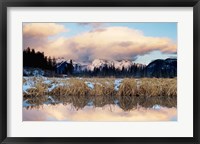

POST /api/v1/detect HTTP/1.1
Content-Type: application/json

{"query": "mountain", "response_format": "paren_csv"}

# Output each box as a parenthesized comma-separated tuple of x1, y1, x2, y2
(56, 58, 66, 64)
(56, 58, 86, 73)
(87, 59, 116, 71)
(55, 58, 177, 78)
(145, 58, 177, 78)
(87, 59, 145, 71)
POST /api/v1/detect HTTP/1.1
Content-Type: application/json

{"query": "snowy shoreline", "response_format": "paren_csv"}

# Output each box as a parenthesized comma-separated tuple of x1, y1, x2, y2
(23, 76, 177, 111)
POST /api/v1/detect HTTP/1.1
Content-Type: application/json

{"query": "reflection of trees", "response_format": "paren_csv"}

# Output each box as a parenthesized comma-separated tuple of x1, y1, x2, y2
(23, 94, 176, 111)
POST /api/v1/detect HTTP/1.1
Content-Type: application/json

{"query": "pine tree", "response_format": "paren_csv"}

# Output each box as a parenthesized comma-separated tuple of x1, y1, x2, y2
(48, 56, 52, 70)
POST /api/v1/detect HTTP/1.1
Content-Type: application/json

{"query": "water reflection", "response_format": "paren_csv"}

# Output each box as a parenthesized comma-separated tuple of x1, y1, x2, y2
(23, 103, 177, 121)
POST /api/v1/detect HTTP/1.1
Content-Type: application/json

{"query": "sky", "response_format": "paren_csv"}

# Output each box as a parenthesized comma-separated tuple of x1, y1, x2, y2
(23, 22, 177, 65)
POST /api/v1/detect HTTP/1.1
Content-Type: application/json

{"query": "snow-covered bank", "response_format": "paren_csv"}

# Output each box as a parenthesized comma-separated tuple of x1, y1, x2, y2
(23, 76, 124, 94)
(114, 79, 123, 91)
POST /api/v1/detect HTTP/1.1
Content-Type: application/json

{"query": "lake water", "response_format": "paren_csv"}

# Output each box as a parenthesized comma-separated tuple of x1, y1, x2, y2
(23, 103, 177, 121)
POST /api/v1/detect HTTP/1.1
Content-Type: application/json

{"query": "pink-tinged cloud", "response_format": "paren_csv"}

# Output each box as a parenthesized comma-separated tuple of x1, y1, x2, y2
(23, 26, 177, 62)
(23, 23, 67, 51)
(78, 22, 105, 28)
(23, 23, 67, 37)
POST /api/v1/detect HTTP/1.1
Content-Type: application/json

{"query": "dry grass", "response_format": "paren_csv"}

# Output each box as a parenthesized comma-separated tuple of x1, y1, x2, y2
(137, 78, 176, 97)
(23, 77, 177, 111)
(115, 79, 138, 110)
(50, 79, 90, 96)
(91, 85, 115, 107)
(134, 78, 177, 109)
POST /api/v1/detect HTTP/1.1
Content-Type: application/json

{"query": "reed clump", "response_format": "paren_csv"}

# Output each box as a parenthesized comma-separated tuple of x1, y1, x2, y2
(54, 79, 91, 109)
(137, 78, 162, 97)
(115, 79, 138, 111)
(25, 82, 48, 97)
(136, 78, 177, 108)
(91, 83, 115, 107)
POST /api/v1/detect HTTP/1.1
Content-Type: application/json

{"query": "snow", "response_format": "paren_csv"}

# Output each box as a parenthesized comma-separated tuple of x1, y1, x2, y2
(56, 61, 66, 68)
(55, 58, 146, 72)
(48, 96, 55, 103)
(85, 81, 94, 89)
(87, 59, 115, 71)
(87, 101, 93, 106)
(23, 69, 44, 76)
(76, 77, 83, 80)
(43, 80, 52, 84)
(114, 100, 119, 106)
(114, 79, 123, 91)
(32, 70, 44, 76)
(23, 78, 36, 93)
(56, 58, 66, 64)
(23, 85, 36, 94)
(115, 60, 133, 70)
(87, 59, 146, 71)
(23, 69, 31, 75)
(48, 83, 65, 92)
(48, 84, 57, 92)
(152, 105, 161, 110)
(23, 99, 32, 107)
(23, 77, 68, 93)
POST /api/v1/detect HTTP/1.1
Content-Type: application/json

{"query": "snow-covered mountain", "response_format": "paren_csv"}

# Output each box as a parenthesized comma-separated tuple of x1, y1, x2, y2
(56, 58, 146, 72)
(114, 60, 134, 70)
(87, 59, 116, 71)
(87, 59, 145, 71)
(56, 58, 67, 64)
(56, 58, 87, 73)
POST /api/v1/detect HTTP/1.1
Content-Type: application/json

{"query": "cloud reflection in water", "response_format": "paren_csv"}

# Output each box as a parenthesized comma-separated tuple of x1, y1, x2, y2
(23, 104, 177, 121)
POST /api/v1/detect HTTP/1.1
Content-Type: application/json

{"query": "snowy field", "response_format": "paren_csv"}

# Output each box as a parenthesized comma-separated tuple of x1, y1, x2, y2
(23, 76, 124, 96)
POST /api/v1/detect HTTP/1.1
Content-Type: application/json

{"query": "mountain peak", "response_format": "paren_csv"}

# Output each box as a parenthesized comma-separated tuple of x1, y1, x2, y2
(87, 59, 143, 71)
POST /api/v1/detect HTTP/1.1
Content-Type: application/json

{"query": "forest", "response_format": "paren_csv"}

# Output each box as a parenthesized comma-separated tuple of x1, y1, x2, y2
(23, 47, 56, 70)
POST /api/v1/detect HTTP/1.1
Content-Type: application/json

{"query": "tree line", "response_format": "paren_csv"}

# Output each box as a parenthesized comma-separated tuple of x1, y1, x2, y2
(74, 64, 146, 78)
(23, 47, 56, 70)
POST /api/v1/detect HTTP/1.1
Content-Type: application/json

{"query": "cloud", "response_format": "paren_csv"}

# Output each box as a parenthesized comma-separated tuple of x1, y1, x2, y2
(78, 22, 105, 28)
(23, 23, 67, 37)
(23, 23, 67, 50)
(23, 26, 177, 62)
